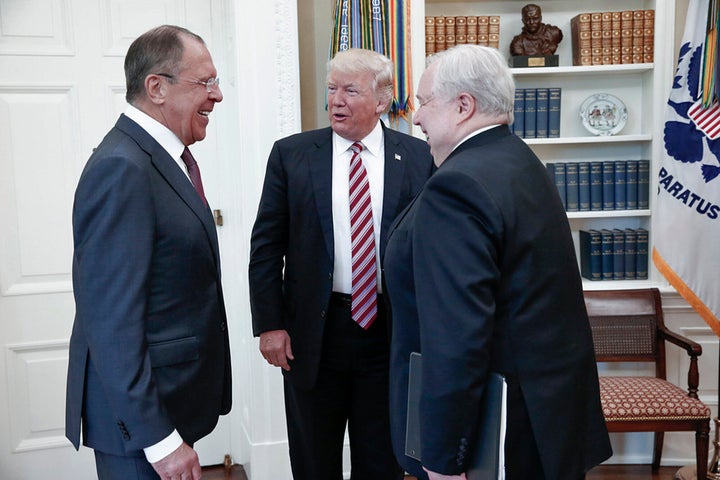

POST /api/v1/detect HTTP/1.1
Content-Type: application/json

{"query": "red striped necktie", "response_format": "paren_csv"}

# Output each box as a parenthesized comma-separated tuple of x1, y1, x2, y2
(181, 147, 207, 207)
(349, 142, 377, 329)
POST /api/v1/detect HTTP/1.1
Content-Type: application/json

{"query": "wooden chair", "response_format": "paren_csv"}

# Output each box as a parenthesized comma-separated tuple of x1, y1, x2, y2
(584, 288, 711, 478)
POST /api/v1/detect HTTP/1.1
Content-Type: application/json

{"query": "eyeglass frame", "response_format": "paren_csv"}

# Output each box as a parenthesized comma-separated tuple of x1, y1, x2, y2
(154, 73, 220, 93)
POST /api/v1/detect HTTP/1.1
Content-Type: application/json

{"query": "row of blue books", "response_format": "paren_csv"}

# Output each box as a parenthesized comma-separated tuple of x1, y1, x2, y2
(511, 87, 561, 139)
(579, 228, 649, 281)
(547, 160, 650, 212)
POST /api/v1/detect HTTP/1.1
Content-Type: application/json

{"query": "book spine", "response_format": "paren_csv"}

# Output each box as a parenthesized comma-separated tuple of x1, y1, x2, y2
(612, 228, 625, 280)
(547, 162, 566, 210)
(536, 88, 549, 138)
(624, 228, 637, 279)
(578, 161, 590, 211)
(590, 161, 603, 211)
(565, 162, 579, 212)
(638, 159, 650, 209)
(570, 13, 592, 66)
(625, 160, 638, 209)
(601, 12, 613, 65)
(635, 228, 649, 279)
(513, 88, 525, 137)
(467, 16, 478, 45)
(489, 16, 500, 49)
(425, 17, 436, 56)
(591, 12, 603, 65)
(548, 87, 561, 138)
(632, 10, 644, 64)
(611, 11, 622, 64)
(435, 16, 446, 53)
(580, 230, 602, 281)
(644, 10, 655, 63)
(602, 160, 615, 210)
(600, 229, 614, 280)
(614, 160, 627, 210)
(478, 16, 489, 46)
(621, 10, 634, 64)
(524, 88, 537, 139)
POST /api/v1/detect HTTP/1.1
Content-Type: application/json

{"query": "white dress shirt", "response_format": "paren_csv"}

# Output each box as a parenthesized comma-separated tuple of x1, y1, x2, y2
(331, 121, 385, 294)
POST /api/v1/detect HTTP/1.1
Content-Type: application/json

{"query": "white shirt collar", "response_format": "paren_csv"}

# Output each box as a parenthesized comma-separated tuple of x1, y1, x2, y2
(333, 121, 384, 156)
(124, 103, 185, 160)
(453, 124, 501, 153)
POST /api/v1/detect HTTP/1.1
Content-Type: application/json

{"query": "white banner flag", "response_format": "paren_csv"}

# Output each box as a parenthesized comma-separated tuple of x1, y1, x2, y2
(653, 0, 720, 334)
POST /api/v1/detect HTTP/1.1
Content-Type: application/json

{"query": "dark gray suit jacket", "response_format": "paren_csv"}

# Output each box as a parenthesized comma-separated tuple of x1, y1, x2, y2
(384, 125, 612, 479)
(249, 124, 434, 389)
(66, 114, 232, 455)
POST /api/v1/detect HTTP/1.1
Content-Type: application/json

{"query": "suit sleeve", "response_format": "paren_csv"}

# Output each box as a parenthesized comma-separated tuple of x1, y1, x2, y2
(72, 153, 174, 450)
(412, 168, 502, 474)
(249, 141, 290, 335)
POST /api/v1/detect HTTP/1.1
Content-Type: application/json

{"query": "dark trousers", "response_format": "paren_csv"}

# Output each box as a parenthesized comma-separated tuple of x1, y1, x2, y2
(94, 450, 159, 480)
(284, 294, 403, 480)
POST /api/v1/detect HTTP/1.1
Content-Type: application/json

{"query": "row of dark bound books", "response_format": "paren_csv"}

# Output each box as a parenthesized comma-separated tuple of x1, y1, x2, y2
(580, 228, 649, 281)
(512, 87, 561, 139)
(425, 16, 500, 55)
(570, 10, 654, 66)
(547, 160, 649, 212)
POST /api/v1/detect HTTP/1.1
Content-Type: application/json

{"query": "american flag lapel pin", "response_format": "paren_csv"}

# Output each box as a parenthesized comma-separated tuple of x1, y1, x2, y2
(394, 153, 402, 161)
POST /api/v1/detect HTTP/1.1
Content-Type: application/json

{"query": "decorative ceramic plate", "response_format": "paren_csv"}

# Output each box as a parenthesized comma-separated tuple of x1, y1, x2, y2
(579, 93, 628, 136)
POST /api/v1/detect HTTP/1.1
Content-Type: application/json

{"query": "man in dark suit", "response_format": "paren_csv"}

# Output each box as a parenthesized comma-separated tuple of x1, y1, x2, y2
(65, 25, 231, 480)
(249, 48, 434, 480)
(384, 45, 612, 480)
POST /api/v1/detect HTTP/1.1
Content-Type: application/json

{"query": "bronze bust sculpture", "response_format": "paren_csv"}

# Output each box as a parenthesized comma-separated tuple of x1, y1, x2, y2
(510, 4, 563, 56)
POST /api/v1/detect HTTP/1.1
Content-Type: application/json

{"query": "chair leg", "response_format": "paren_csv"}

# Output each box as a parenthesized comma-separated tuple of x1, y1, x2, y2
(652, 432, 664, 472)
(697, 422, 710, 480)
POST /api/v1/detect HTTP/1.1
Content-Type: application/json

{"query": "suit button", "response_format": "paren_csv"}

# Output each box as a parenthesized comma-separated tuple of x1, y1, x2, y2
(320, 310, 326, 319)
(220, 321, 227, 332)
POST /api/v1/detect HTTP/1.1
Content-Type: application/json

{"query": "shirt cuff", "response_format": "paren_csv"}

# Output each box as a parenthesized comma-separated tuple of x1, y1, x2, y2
(143, 430, 183, 463)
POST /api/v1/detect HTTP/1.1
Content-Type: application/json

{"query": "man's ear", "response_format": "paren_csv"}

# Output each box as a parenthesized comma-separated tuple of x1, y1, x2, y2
(457, 92, 475, 118)
(145, 74, 166, 105)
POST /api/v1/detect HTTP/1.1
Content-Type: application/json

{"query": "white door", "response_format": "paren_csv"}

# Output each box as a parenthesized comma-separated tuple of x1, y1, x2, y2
(0, 1, 235, 478)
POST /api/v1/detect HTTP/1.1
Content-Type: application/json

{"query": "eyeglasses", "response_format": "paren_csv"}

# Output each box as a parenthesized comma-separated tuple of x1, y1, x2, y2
(155, 73, 220, 93)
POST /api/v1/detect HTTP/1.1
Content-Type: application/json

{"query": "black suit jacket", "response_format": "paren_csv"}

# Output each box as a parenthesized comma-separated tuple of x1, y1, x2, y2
(249, 124, 434, 389)
(66, 114, 232, 455)
(384, 126, 612, 479)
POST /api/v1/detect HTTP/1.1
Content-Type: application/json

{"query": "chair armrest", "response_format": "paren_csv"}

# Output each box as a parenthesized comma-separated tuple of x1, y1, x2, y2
(659, 325, 702, 398)
(659, 325, 702, 356)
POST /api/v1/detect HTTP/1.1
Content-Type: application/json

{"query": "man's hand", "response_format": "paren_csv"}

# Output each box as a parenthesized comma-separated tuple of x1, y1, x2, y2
(424, 467, 467, 480)
(259, 329, 294, 371)
(151, 442, 201, 480)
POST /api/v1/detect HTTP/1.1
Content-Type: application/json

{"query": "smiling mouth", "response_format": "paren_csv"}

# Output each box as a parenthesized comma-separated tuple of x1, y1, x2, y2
(199, 111, 211, 117)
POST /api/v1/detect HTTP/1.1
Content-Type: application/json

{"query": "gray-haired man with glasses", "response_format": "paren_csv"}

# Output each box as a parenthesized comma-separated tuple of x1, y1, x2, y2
(66, 24, 231, 480)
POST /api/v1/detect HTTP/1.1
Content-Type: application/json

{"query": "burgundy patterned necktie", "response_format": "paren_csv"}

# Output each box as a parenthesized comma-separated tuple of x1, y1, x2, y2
(349, 142, 377, 329)
(181, 147, 207, 207)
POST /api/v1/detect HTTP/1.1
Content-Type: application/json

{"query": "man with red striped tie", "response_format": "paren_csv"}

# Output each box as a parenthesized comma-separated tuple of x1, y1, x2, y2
(249, 48, 434, 480)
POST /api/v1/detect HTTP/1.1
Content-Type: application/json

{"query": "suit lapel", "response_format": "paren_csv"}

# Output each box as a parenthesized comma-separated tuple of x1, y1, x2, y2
(115, 115, 221, 268)
(380, 126, 407, 258)
(308, 128, 335, 260)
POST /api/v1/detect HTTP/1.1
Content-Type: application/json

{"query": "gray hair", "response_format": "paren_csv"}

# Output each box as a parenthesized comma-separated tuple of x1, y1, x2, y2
(327, 48, 394, 113)
(427, 45, 515, 124)
(124, 25, 205, 103)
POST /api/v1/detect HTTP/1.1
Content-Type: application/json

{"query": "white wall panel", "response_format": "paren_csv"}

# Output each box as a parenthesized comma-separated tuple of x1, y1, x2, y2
(0, 85, 77, 295)
(5, 341, 70, 452)
(98, 0, 186, 56)
(0, 0, 73, 55)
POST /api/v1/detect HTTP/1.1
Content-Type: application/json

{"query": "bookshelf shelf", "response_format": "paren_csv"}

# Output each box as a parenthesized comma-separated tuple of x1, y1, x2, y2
(525, 134, 652, 145)
(414, 0, 675, 286)
(511, 63, 654, 77)
(567, 209, 652, 219)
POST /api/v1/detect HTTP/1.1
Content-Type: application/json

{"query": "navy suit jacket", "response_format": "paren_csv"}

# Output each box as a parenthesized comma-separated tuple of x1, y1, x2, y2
(66, 114, 232, 455)
(384, 125, 612, 479)
(249, 124, 434, 389)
